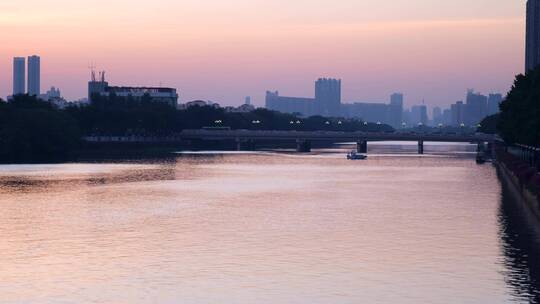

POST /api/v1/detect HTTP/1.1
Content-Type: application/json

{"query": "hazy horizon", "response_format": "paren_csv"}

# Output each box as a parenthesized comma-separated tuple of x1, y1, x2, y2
(0, 0, 525, 108)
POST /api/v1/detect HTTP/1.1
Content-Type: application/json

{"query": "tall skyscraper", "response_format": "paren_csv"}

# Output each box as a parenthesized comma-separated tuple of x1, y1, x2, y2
(388, 93, 404, 128)
(411, 105, 428, 125)
(13, 57, 26, 95)
(526, 0, 540, 72)
(27, 55, 41, 96)
(451, 101, 465, 126)
(315, 78, 341, 117)
(465, 90, 488, 125)
(432, 106, 442, 125)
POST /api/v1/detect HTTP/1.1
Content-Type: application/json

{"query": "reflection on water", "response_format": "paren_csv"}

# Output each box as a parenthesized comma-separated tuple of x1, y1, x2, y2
(0, 143, 538, 303)
(499, 187, 540, 303)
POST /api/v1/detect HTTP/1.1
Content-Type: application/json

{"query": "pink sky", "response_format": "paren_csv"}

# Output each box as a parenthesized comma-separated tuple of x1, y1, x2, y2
(0, 0, 525, 108)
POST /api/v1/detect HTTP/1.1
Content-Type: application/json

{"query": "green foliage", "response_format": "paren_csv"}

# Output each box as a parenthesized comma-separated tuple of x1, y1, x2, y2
(498, 68, 540, 145)
(0, 95, 80, 163)
(478, 114, 499, 134)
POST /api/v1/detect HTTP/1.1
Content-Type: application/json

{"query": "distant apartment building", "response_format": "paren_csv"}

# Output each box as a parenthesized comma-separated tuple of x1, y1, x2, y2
(487, 93, 503, 115)
(411, 105, 428, 125)
(526, 0, 540, 71)
(13, 57, 26, 95)
(266, 78, 341, 117)
(432, 106, 442, 125)
(442, 109, 452, 125)
(88, 71, 178, 106)
(265, 91, 315, 116)
(451, 101, 465, 126)
(465, 90, 488, 126)
(388, 93, 404, 128)
(315, 78, 341, 117)
(27, 55, 40, 96)
(341, 102, 388, 123)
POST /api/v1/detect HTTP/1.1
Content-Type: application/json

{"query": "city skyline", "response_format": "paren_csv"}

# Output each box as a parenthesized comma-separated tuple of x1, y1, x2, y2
(0, 1, 525, 106)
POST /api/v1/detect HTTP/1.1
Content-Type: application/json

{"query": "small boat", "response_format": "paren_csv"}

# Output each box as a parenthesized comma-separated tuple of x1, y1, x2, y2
(347, 150, 367, 160)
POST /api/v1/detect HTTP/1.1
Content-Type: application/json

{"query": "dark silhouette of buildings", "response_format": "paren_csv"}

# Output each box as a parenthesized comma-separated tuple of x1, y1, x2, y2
(88, 70, 178, 106)
(12, 57, 25, 95)
(465, 90, 488, 126)
(388, 93, 404, 128)
(265, 91, 315, 116)
(265, 78, 341, 117)
(27, 55, 41, 96)
(488, 93, 503, 116)
(315, 78, 341, 117)
(451, 101, 465, 126)
(341, 93, 404, 128)
(526, 0, 540, 72)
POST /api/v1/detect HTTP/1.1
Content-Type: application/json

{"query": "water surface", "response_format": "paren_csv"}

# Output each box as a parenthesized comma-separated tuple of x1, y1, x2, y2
(0, 143, 539, 303)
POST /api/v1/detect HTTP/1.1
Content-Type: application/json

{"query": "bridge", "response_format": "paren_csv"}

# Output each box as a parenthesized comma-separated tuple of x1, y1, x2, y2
(180, 129, 496, 154)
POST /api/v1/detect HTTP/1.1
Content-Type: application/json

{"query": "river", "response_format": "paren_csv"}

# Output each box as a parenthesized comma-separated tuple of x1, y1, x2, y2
(0, 143, 539, 303)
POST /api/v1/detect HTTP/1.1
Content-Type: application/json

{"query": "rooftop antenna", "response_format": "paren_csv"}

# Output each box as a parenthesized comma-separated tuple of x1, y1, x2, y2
(100, 71, 106, 82)
(88, 63, 96, 82)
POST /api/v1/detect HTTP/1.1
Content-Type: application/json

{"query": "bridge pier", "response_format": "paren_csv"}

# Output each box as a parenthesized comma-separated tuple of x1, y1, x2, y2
(477, 142, 486, 153)
(296, 140, 312, 153)
(418, 140, 424, 155)
(357, 140, 368, 154)
(236, 139, 255, 151)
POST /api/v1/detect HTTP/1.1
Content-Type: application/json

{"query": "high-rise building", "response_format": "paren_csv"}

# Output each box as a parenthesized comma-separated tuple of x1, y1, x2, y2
(13, 57, 26, 95)
(315, 78, 341, 117)
(442, 109, 452, 125)
(411, 105, 428, 125)
(388, 93, 404, 128)
(526, 0, 540, 72)
(432, 106, 442, 125)
(451, 101, 465, 126)
(487, 93, 503, 115)
(465, 90, 488, 125)
(27, 55, 41, 96)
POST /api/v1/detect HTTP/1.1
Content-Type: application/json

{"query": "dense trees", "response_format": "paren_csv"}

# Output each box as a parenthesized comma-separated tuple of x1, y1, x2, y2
(0, 95, 80, 163)
(498, 68, 540, 146)
(478, 114, 499, 135)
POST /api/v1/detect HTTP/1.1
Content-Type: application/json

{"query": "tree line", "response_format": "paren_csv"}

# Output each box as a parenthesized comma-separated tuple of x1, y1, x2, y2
(477, 66, 540, 147)
(0, 93, 392, 163)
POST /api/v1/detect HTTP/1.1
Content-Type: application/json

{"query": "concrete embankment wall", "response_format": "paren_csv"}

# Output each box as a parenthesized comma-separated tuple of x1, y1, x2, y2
(496, 160, 540, 222)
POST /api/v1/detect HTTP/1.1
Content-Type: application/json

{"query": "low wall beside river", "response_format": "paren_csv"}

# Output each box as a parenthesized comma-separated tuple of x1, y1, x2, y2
(495, 147, 540, 221)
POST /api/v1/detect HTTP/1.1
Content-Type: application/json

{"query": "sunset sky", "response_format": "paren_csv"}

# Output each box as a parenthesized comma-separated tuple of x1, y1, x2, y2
(0, 0, 525, 108)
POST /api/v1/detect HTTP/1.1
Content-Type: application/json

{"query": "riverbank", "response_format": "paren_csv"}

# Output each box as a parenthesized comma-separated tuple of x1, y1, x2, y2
(495, 146, 540, 221)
